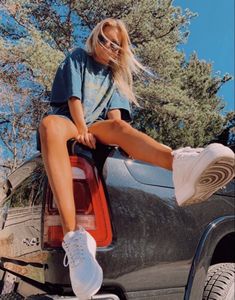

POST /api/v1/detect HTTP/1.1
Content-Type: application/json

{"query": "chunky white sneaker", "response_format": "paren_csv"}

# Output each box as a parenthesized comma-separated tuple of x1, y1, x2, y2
(172, 143, 235, 206)
(62, 227, 103, 300)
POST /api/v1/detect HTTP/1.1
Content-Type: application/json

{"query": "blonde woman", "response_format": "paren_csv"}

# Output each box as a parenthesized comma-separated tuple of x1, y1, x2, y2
(39, 18, 234, 299)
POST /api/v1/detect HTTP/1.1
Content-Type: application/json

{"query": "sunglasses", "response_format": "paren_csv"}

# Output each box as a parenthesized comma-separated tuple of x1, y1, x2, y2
(98, 34, 120, 52)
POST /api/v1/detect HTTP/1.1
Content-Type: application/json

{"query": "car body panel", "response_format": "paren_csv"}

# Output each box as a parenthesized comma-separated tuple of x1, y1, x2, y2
(0, 148, 234, 299)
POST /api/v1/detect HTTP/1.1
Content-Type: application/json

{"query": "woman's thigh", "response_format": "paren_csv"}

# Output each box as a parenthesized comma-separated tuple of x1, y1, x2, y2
(39, 115, 78, 142)
(88, 119, 131, 145)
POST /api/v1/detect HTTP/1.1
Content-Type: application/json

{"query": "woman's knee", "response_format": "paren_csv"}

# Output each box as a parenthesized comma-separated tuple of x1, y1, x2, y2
(39, 116, 67, 141)
(109, 119, 131, 133)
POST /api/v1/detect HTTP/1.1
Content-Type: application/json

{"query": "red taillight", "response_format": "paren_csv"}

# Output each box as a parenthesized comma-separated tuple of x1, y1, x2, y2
(43, 156, 112, 248)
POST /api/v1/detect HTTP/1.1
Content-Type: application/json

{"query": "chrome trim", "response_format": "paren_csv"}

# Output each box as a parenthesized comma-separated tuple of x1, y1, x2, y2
(49, 294, 120, 299)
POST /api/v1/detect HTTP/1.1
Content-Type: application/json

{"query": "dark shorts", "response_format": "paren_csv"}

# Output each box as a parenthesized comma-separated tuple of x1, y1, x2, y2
(45, 104, 74, 123)
(44, 104, 107, 125)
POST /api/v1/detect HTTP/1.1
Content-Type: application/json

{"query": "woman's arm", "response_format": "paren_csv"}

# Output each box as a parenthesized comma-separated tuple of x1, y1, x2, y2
(107, 109, 121, 120)
(68, 97, 96, 149)
(68, 97, 86, 128)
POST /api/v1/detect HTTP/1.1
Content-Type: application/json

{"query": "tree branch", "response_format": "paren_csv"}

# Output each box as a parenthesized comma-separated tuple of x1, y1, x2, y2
(0, 164, 11, 170)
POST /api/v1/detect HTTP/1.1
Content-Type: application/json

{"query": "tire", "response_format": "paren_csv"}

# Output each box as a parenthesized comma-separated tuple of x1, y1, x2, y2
(0, 292, 24, 299)
(0, 282, 3, 296)
(203, 263, 235, 300)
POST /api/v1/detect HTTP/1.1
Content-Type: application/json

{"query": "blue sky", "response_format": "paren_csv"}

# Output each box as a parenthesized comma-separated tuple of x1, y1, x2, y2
(173, 0, 234, 113)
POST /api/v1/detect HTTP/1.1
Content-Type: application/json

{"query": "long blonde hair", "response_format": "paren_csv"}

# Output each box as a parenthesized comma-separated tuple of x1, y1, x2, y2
(86, 18, 145, 106)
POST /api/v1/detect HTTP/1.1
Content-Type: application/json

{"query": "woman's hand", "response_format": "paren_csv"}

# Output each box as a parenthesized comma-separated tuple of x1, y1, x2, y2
(68, 97, 96, 149)
(74, 124, 96, 149)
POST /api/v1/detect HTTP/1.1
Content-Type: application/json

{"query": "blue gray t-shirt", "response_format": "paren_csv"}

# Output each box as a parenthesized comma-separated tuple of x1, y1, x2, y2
(50, 48, 132, 125)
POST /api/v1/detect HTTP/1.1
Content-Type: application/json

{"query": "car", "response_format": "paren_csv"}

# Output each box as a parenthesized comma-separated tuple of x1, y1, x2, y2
(0, 139, 234, 300)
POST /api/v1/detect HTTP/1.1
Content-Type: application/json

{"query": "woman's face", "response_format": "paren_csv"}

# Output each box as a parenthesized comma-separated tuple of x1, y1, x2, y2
(94, 25, 121, 65)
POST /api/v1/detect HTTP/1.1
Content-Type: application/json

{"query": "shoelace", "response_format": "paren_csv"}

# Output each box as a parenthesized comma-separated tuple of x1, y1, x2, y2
(173, 147, 204, 160)
(63, 237, 85, 268)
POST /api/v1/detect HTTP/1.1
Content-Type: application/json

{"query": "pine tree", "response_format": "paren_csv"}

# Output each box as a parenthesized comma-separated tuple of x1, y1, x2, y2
(0, 0, 232, 176)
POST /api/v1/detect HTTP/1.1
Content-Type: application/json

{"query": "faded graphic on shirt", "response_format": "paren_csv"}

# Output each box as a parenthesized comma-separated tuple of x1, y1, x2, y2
(50, 48, 132, 125)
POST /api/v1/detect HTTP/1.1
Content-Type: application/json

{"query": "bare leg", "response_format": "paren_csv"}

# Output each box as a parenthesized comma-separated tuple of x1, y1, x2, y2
(89, 119, 173, 170)
(39, 117, 173, 236)
(39, 115, 79, 235)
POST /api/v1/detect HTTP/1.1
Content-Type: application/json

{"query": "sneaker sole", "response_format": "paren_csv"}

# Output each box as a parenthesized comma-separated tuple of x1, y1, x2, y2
(177, 145, 234, 206)
(81, 263, 103, 299)
(72, 260, 103, 300)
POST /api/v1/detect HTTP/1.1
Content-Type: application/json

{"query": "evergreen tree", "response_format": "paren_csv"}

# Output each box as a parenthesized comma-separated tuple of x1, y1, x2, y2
(0, 0, 233, 176)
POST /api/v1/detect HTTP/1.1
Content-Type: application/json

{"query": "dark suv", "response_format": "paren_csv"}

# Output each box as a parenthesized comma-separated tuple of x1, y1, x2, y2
(0, 141, 234, 300)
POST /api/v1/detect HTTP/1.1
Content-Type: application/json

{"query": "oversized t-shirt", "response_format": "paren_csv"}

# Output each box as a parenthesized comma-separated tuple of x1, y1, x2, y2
(50, 48, 132, 125)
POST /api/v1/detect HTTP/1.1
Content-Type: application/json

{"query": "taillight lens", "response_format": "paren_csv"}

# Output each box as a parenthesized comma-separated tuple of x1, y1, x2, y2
(43, 156, 112, 248)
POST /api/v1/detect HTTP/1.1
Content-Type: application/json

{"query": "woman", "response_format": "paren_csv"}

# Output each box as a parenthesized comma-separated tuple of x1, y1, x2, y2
(39, 18, 234, 299)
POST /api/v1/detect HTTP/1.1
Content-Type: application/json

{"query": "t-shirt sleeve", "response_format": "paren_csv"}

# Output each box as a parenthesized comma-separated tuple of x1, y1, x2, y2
(107, 89, 132, 122)
(50, 50, 83, 106)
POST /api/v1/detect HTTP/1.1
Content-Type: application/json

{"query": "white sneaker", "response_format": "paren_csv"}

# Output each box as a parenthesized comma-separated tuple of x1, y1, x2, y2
(62, 227, 103, 300)
(172, 143, 235, 206)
